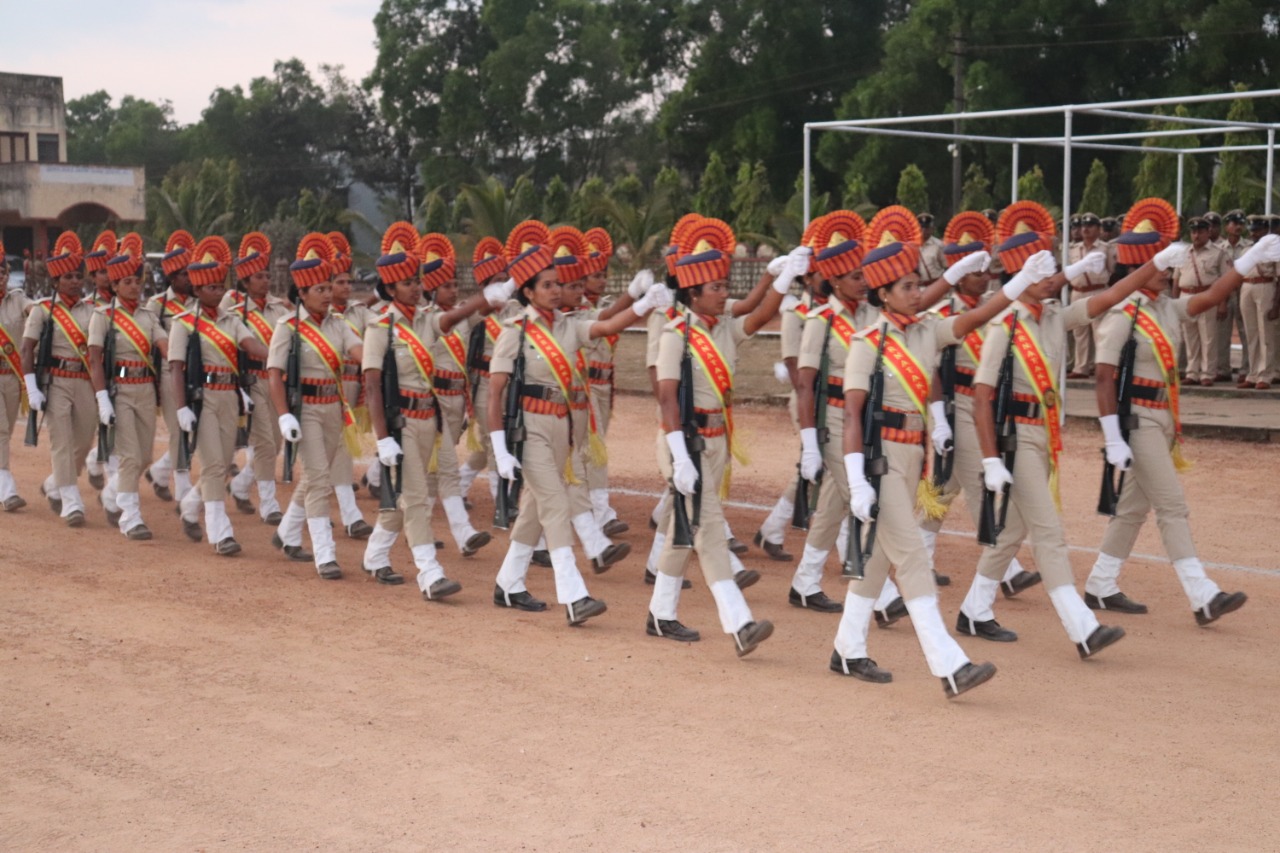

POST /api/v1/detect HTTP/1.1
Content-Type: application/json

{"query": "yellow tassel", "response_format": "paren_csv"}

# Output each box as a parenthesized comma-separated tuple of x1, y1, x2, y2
(20, 399, 29, 418)
(915, 478, 947, 521)
(1172, 441, 1193, 472)
(466, 419, 482, 453)
(352, 404, 372, 436)
(563, 454, 580, 485)
(428, 433, 441, 473)
(720, 461, 732, 500)
(1049, 467, 1062, 513)
(587, 431, 608, 467)
(342, 422, 364, 458)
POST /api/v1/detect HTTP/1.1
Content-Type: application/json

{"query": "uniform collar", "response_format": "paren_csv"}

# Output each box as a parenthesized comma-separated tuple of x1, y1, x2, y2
(881, 310, 919, 331)
(392, 300, 417, 321)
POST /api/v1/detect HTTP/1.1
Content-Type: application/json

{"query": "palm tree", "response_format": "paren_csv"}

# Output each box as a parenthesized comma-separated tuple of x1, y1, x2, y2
(591, 185, 675, 273)
(458, 174, 538, 240)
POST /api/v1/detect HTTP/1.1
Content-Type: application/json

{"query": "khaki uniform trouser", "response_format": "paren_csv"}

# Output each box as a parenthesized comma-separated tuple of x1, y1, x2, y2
(656, 434, 734, 584)
(427, 394, 466, 500)
(921, 394, 984, 535)
(156, 363, 182, 472)
(802, 405, 848, 554)
(509, 411, 574, 551)
(0, 373, 20, 469)
(1183, 309, 1218, 382)
(568, 402, 593, 517)
(973, 423, 1075, 591)
(328, 376, 362, 490)
(246, 377, 280, 481)
(111, 383, 157, 494)
(778, 393, 800, 507)
(1216, 293, 1245, 377)
(289, 401, 342, 518)
(844, 440, 938, 602)
(1240, 282, 1277, 383)
(471, 377, 496, 473)
(1098, 410, 1196, 563)
(586, 382, 612, 491)
(47, 376, 96, 488)
(1070, 313, 1101, 375)
(196, 389, 240, 502)
(376, 415, 439, 547)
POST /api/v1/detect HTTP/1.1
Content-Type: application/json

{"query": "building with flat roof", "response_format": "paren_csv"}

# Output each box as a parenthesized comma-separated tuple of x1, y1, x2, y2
(0, 72, 145, 266)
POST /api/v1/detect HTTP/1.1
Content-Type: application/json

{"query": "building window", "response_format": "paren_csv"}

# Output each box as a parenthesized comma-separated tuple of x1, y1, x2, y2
(0, 132, 29, 163)
(36, 134, 59, 163)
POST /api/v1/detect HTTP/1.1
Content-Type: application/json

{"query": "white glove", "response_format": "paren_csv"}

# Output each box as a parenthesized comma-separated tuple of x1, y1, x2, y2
(929, 400, 953, 455)
(982, 456, 1013, 492)
(780, 293, 800, 314)
(1001, 250, 1055, 300)
(95, 389, 114, 426)
(1099, 413, 1133, 470)
(376, 435, 402, 467)
(767, 254, 788, 277)
(799, 427, 823, 482)
(490, 430, 521, 481)
(665, 430, 699, 496)
(943, 250, 990, 285)
(177, 406, 198, 433)
(1235, 234, 1280, 275)
(278, 413, 301, 443)
(23, 373, 44, 411)
(773, 361, 790, 384)
(240, 388, 254, 414)
(482, 279, 516, 307)
(627, 269, 654, 300)
(632, 282, 671, 315)
(771, 248, 812, 294)
(1065, 251, 1106, 281)
(1154, 242, 1191, 272)
(843, 452, 876, 522)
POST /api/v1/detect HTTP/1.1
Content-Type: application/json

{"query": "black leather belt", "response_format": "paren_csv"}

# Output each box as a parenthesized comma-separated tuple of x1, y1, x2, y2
(953, 371, 973, 388)
(1009, 399, 1041, 420)
(301, 380, 337, 396)
(522, 384, 566, 404)
(1130, 384, 1166, 402)
(881, 410, 925, 431)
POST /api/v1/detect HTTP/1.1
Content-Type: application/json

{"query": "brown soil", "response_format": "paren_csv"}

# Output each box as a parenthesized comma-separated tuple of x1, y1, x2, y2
(2, 390, 1278, 851)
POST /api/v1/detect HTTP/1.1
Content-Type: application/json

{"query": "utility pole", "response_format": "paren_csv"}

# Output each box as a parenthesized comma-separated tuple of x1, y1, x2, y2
(952, 24, 966, 216)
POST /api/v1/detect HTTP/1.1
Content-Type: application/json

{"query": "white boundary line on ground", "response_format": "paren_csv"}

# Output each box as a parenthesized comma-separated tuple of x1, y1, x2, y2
(608, 486, 1279, 578)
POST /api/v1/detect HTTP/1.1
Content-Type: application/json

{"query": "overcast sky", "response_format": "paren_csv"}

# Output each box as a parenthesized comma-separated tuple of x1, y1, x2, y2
(3, 0, 381, 124)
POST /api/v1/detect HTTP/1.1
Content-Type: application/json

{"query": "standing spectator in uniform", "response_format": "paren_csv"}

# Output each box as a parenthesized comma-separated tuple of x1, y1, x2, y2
(915, 213, 946, 283)
(1234, 213, 1275, 389)
(1066, 212, 1115, 378)
(1173, 217, 1230, 386)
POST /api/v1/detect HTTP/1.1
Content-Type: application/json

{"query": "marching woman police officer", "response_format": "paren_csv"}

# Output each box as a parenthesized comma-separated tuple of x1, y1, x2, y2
(360, 223, 491, 599)
(326, 231, 374, 540)
(489, 220, 668, 625)
(83, 230, 119, 494)
(455, 237, 511, 505)
(0, 238, 31, 511)
(145, 231, 198, 503)
(955, 202, 1188, 656)
(267, 234, 364, 579)
(170, 237, 271, 555)
(87, 233, 167, 540)
(1082, 200, 1279, 623)
(22, 233, 97, 526)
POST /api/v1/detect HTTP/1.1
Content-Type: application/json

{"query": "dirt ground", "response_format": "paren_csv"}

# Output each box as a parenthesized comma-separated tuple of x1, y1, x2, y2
(3, 387, 1280, 851)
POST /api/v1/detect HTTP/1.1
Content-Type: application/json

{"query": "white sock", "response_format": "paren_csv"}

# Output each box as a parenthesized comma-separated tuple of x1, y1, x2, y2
(204, 500, 234, 543)
(904, 595, 970, 678)
(277, 501, 306, 548)
(495, 542, 535, 595)
(571, 511, 610, 560)
(649, 571, 684, 621)
(1172, 557, 1221, 612)
(59, 485, 85, 515)
(362, 524, 399, 570)
(873, 577, 901, 612)
(834, 589, 876, 660)
(758, 495, 792, 544)
(1047, 584, 1100, 645)
(307, 516, 337, 566)
(1003, 557, 1026, 583)
(257, 480, 280, 519)
(442, 495, 478, 549)
(117, 492, 143, 533)
(1084, 553, 1125, 599)
(548, 546, 589, 605)
(960, 575, 1000, 623)
(0, 470, 16, 501)
(413, 544, 445, 588)
(709, 579, 753, 635)
(791, 544, 829, 596)
(334, 483, 362, 526)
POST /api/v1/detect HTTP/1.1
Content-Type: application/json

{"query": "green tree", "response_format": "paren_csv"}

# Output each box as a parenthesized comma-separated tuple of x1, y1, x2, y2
(960, 163, 994, 212)
(1079, 159, 1110, 216)
(542, 175, 571, 225)
(65, 91, 114, 164)
(609, 174, 645, 210)
(459, 174, 537, 239)
(1211, 88, 1264, 214)
(731, 161, 774, 247)
(569, 177, 607, 224)
(1017, 165, 1053, 207)
(419, 188, 450, 233)
(654, 167, 688, 218)
(590, 183, 674, 273)
(694, 152, 733, 221)
(842, 167, 875, 218)
(149, 158, 242, 241)
(896, 164, 930, 214)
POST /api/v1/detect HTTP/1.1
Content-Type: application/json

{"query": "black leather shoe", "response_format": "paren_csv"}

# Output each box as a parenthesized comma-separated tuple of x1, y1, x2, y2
(728, 537, 749, 556)
(263, 511, 283, 525)
(592, 542, 631, 573)
(228, 487, 254, 515)
(1001, 570, 1042, 598)
(65, 510, 86, 528)
(1194, 591, 1247, 626)
(733, 569, 761, 590)
(1077, 625, 1126, 659)
(934, 570, 951, 587)
(145, 470, 172, 502)
(603, 518, 629, 537)
(648, 515, 659, 530)
(125, 524, 153, 541)
(317, 562, 342, 580)
(461, 530, 492, 557)
(956, 612, 1018, 642)
(829, 650, 892, 682)
(646, 613, 700, 642)
(753, 530, 793, 561)
(105, 508, 122, 527)
(493, 585, 547, 612)
(41, 483, 62, 515)
(88, 471, 105, 491)
(2, 495, 26, 512)
(214, 537, 241, 557)
(423, 577, 461, 600)
(874, 597, 908, 628)
(644, 568, 691, 590)
(566, 596, 607, 625)
(346, 519, 373, 540)
(789, 588, 844, 612)
(271, 532, 313, 562)
(733, 620, 774, 657)
(943, 661, 997, 698)
(366, 566, 404, 585)
(1085, 591, 1148, 614)
(182, 518, 203, 542)
(531, 550, 551, 567)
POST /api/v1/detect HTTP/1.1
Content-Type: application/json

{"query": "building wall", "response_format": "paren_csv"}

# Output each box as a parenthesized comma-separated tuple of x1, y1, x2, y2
(0, 72, 67, 164)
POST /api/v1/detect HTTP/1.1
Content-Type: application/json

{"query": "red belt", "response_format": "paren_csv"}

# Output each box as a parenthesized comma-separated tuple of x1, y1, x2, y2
(881, 406, 924, 445)
(400, 387, 437, 421)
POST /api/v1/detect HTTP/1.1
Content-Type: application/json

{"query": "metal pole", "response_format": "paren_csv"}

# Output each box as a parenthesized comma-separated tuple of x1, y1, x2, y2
(803, 126, 812, 226)
(1176, 154, 1185, 215)
(1011, 143, 1020, 202)
(1060, 110, 1072, 421)
(1267, 129, 1275, 217)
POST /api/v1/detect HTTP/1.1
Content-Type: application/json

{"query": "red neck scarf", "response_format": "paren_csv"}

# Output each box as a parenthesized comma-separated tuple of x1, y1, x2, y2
(695, 312, 719, 329)
(956, 292, 981, 310)
(307, 311, 326, 325)
(838, 297, 859, 316)
(534, 306, 556, 326)
(118, 298, 138, 313)
(393, 300, 416, 321)
(201, 306, 220, 320)
(59, 294, 81, 309)
(1018, 299, 1045, 323)
(883, 310, 919, 330)
(332, 300, 348, 312)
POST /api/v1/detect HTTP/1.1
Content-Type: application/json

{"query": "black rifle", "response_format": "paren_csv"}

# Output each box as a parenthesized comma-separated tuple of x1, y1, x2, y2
(933, 298, 958, 487)
(23, 307, 54, 447)
(379, 314, 404, 511)
(282, 303, 302, 483)
(671, 314, 702, 548)
(842, 325, 889, 579)
(235, 292, 255, 449)
(493, 319, 528, 530)
(792, 312, 834, 530)
(177, 315, 204, 472)
(466, 320, 488, 404)
(978, 314, 1019, 547)
(1098, 306, 1142, 516)
(97, 295, 118, 462)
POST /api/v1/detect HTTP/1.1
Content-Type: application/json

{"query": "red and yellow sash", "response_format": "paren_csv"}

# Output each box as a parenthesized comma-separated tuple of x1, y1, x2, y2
(291, 317, 356, 428)
(379, 314, 435, 386)
(1126, 302, 1188, 467)
(48, 301, 91, 371)
(1005, 313, 1063, 473)
(175, 313, 240, 371)
(520, 317, 576, 405)
(823, 308, 859, 351)
(243, 310, 274, 346)
(484, 316, 503, 347)
(863, 328, 930, 416)
(673, 318, 748, 486)
(938, 304, 985, 366)
(0, 321, 26, 408)
(440, 328, 468, 373)
(109, 307, 153, 365)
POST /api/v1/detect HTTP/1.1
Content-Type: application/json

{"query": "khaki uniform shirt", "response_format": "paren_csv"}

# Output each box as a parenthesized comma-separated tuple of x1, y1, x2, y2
(582, 294, 618, 367)
(166, 307, 253, 369)
(87, 303, 167, 359)
(430, 311, 472, 376)
(1173, 243, 1230, 294)
(843, 313, 962, 407)
(1096, 292, 1192, 428)
(361, 303, 446, 395)
(656, 309, 750, 410)
(333, 301, 377, 340)
(145, 287, 196, 335)
(918, 236, 946, 282)
(1067, 239, 1115, 292)
(267, 312, 361, 381)
(797, 298, 870, 381)
(974, 299, 1093, 392)
(23, 295, 97, 365)
(491, 306, 596, 393)
(221, 292, 290, 349)
(1220, 236, 1252, 263)
(0, 290, 31, 366)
